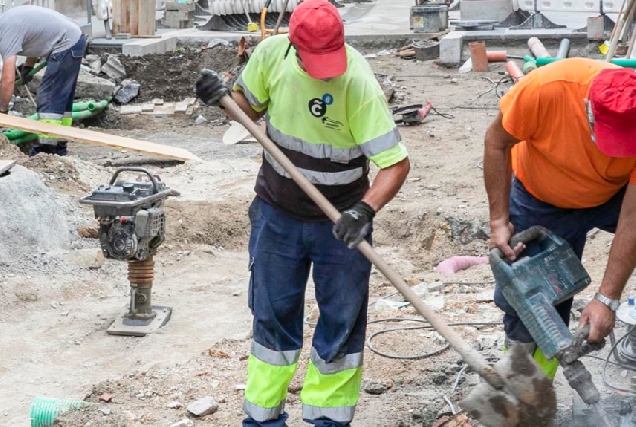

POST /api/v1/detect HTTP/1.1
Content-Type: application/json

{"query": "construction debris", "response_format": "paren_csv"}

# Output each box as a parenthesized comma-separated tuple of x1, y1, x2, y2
(114, 79, 141, 104)
(186, 397, 219, 417)
(101, 56, 127, 80)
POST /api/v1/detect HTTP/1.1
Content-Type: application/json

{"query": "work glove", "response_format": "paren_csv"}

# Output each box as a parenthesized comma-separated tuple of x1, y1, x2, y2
(195, 69, 230, 107)
(17, 64, 34, 85)
(333, 201, 375, 249)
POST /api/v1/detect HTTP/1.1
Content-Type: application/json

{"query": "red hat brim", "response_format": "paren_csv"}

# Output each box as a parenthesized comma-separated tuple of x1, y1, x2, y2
(298, 45, 347, 80)
(595, 121, 636, 158)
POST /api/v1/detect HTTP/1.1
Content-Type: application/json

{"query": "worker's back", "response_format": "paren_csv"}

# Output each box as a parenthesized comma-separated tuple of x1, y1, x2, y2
(0, 5, 81, 59)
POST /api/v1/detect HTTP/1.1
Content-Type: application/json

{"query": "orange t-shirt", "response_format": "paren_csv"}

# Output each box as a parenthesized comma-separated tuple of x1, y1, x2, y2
(500, 58, 636, 209)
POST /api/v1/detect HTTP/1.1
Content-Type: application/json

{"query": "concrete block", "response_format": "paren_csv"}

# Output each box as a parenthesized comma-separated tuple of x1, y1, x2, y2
(165, 1, 196, 11)
(460, 0, 512, 22)
(122, 37, 177, 57)
(440, 31, 464, 65)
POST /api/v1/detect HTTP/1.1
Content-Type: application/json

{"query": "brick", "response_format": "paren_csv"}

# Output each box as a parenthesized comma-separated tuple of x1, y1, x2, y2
(120, 105, 143, 115)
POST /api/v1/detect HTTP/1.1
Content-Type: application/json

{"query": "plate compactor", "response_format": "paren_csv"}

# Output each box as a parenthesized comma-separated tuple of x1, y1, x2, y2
(80, 168, 179, 337)
(461, 226, 614, 427)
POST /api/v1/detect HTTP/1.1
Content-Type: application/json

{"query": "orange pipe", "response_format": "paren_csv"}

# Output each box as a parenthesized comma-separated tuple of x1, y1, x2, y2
(506, 60, 523, 82)
(469, 41, 488, 72)
(486, 51, 507, 62)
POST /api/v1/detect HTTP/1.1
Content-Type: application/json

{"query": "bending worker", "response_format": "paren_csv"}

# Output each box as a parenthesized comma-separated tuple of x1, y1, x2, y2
(195, 0, 410, 425)
(484, 57, 636, 380)
(0, 5, 86, 156)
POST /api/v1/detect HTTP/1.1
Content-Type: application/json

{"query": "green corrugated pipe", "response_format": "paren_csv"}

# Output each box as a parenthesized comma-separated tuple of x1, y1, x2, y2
(72, 99, 110, 112)
(9, 133, 38, 145)
(5, 105, 108, 144)
(535, 57, 636, 68)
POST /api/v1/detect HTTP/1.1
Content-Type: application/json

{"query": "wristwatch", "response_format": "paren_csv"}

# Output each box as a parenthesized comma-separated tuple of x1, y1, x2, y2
(594, 292, 621, 312)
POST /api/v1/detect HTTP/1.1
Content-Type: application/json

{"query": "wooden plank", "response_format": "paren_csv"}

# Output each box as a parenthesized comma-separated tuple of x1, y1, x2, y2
(0, 115, 200, 162)
(112, 0, 131, 35)
(138, 0, 157, 36)
(0, 160, 16, 175)
(129, 0, 140, 36)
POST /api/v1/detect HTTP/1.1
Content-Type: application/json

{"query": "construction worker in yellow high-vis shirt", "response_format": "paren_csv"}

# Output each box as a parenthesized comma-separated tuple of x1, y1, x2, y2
(194, 0, 410, 426)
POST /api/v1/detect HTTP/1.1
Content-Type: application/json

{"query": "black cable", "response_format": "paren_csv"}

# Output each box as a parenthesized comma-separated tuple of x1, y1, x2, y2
(366, 318, 501, 360)
(603, 325, 636, 394)
(429, 106, 454, 120)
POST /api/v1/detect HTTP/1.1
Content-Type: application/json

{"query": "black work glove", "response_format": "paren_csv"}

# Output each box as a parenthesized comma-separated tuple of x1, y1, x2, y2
(195, 69, 230, 107)
(17, 64, 34, 85)
(333, 201, 375, 249)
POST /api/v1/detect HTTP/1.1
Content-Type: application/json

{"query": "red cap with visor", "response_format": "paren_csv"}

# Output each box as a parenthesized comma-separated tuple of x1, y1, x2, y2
(589, 68, 636, 158)
(289, 0, 347, 80)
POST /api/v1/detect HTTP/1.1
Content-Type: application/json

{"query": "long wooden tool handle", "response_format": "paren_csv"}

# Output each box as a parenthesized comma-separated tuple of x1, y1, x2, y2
(220, 95, 503, 389)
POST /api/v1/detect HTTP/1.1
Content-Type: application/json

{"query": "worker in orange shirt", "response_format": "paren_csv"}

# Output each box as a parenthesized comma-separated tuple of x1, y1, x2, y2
(484, 58, 636, 380)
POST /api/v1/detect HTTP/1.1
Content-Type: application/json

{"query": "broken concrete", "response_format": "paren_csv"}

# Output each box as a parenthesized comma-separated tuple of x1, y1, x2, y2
(101, 56, 127, 80)
(114, 79, 141, 104)
(30, 69, 116, 101)
(186, 396, 219, 417)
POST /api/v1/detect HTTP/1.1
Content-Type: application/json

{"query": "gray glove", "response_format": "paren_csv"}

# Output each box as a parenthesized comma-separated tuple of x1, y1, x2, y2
(195, 69, 230, 107)
(333, 201, 375, 249)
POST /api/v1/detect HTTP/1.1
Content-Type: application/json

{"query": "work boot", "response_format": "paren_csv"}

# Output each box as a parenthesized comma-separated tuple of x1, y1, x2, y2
(29, 144, 56, 157)
(29, 141, 68, 157)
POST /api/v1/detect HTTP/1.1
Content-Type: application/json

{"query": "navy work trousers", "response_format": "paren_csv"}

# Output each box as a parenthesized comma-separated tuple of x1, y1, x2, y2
(245, 196, 371, 427)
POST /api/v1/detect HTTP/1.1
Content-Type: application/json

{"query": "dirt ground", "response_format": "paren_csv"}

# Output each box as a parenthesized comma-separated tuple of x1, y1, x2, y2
(1, 49, 635, 427)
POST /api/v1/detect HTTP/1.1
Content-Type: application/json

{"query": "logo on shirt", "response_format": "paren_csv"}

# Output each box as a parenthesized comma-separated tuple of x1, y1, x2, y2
(308, 94, 341, 131)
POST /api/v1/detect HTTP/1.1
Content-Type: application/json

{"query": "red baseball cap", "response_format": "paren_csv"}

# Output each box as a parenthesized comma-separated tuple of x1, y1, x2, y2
(289, 0, 347, 80)
(589, 68, 636, 158)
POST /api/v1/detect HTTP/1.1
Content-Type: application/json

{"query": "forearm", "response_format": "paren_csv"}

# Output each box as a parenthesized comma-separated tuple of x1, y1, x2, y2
(484, 142, 512, 224)
(224, 91, 265, 122)
(362, 157, 410, 212)
(598, 185, 636, 299)
(0, 56, 16, 112)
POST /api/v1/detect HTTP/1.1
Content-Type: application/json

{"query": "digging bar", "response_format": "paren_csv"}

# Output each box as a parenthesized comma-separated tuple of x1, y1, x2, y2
(220, 94, 518, 396)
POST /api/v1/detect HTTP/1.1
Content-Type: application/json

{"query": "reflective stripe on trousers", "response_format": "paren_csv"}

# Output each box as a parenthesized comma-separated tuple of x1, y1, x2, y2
(244, 341, 300, 422)
(37, 113, 64, 145)
(299, 348, 363, 423)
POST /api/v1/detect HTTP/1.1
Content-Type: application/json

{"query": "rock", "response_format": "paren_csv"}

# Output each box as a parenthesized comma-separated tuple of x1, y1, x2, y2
(572, 299, 591, 312)
(446, 217, 489, 244)
(114, 79, 141, 104)
(426, 296, 445, 311)
(407, 278, 421, 286)
(98, 393, 112, 403)
(363, 380, 387, 395)
(187, 396, 219, 417)
(78, 226, 99, 239)
(195, 115, 207, 125)
(374, 299, 408, 313)
(234, 384, 247, 390)
(101, 56, 127, 80)
(69, 249, 105, 270)
(171, 419, 194, 427)
(100, 407, 111, 415)
(410, 282, 444, 298)
(167, 401, 182, 409)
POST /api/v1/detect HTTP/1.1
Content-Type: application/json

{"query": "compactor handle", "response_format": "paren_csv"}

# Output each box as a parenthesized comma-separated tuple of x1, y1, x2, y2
(109, 167, 160, 194)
